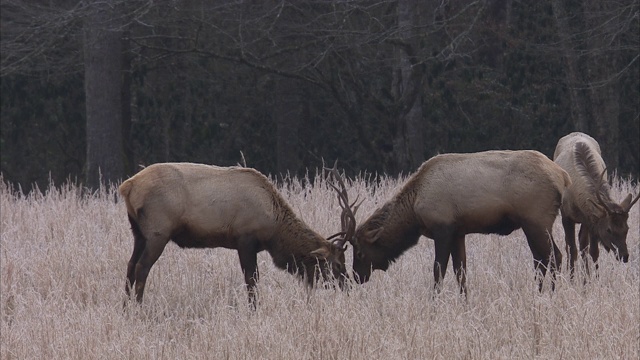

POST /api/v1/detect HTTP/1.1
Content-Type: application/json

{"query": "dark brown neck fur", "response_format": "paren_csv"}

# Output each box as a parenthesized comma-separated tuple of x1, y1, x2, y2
(368, 190, 422, 266)
(267, 210, 327, 280)
(574, 142, 614, 206)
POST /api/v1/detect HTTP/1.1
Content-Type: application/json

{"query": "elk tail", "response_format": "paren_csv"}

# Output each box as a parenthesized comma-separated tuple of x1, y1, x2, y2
(119, 179, 133, 198)
(118, 179, 137, 217)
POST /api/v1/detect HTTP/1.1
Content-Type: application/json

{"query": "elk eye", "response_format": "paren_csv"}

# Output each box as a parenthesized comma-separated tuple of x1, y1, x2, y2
(606, 228, 612, 234)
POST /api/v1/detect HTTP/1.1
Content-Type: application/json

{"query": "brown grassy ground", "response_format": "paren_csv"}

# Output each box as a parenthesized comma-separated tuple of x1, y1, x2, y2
(1, 173, 638, 359)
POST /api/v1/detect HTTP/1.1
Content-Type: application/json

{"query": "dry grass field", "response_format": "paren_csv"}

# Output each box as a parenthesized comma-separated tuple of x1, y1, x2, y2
(1, 172, 638, 359)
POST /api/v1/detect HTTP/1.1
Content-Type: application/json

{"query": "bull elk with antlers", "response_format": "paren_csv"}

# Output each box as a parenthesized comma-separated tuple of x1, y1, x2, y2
(553, 132, 639, 276)
(332, 151, 571, 294)
(119, 162, 348, 305)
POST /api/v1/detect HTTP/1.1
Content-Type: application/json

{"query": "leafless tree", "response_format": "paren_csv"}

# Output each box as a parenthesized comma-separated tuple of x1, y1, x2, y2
(127, 0, 486, 173)
(551, 0, 639, 170)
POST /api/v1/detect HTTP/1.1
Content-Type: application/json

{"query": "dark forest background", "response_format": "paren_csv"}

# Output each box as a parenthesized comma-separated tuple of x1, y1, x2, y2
(1, 0, 638, 190)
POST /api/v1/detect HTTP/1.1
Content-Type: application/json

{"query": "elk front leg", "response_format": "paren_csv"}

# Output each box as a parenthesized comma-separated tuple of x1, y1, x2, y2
(450, 234, 467, 297)
(432, 230, 453, 293)
(523, 223, 562, 292)
(237, 238, 260, 307)
(588, 228, 600, 275)
(578, 226, 599, 277)
(561, 216, 577, 279)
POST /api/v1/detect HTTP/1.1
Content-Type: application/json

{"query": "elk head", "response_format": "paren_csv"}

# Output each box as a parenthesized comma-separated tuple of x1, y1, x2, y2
(589, 169, 639, 262)
(309, 237, 347, 288)
(325, 161, 387, 284)
(349, 205, 397, 284)
(325, 161, 361, 285)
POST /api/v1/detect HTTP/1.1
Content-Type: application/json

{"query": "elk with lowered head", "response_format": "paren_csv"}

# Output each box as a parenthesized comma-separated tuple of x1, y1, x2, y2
(553, 132, 639, 276)
(118, 162, 348, 305)
(338, 150, 571, 294)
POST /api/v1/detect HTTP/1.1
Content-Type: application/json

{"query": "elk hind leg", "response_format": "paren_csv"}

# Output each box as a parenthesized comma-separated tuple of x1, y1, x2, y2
(133, 226, 170, 303)
(125, 215, 146, 298)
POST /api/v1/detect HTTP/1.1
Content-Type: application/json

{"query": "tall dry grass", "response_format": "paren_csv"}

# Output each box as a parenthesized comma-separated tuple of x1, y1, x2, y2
(1, 172, 638, 359)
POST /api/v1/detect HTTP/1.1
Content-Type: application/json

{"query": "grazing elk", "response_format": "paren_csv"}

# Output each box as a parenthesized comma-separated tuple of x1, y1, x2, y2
(337, 150, 571, 294)
(553, 132, 638, 276)
(118, 162, 348, 305)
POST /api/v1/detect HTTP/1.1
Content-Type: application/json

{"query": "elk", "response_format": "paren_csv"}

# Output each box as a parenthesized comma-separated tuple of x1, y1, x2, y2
(118, 162, 348, 305)
(553, 132, 638, 276)
(339, 150, 571, 294)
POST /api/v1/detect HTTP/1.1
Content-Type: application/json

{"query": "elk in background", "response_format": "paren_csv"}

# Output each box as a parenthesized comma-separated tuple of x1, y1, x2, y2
(340, 150, 571, 294)
(553, 132, 639, 276)
(118, 162, 349, 305)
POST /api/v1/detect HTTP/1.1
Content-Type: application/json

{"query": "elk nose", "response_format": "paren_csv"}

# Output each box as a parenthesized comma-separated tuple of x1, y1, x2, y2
(615, 250, 629, 263)
(354, 273, 370, 284)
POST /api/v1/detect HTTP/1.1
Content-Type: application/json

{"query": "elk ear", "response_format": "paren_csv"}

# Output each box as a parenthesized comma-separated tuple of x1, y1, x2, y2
(310, 247, 331, 259)
(365, 227, 384, 244)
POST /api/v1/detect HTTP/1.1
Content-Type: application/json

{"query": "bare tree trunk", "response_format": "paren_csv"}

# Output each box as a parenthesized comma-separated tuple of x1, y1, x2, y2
(589, 74, 620, 170)
(551, 0, 589, 132)
(83, 1, 124, 188)
(392, 0, 425, 173)
(121, 29, 133, 176)
(584, 0, 621, 170)
(274, 77, 302, 177)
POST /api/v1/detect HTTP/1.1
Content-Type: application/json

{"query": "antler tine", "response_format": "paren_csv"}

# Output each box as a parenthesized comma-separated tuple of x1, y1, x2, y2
(324, 161, 358, 250)
(625, 193, 640, 212)
(325, 161, 348, 197)
(628, 192, 640, 212)
(341, 195, 364, 235)
(327, 231, 346, 241)
(350, 194, 363, 217)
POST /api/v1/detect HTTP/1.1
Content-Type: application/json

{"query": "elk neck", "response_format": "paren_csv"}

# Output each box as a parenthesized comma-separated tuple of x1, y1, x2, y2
(267, 212, 328, 272)
(367, 192, 422, 264)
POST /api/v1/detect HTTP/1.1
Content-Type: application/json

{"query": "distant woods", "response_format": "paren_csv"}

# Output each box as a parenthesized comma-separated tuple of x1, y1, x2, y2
(1, 0, 638, 189)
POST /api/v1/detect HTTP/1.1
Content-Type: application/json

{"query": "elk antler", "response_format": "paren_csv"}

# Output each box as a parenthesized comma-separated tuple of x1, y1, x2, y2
(595, 168, 614, 214)
(325, 161, 361, 250)
(626, 193, 640, 212)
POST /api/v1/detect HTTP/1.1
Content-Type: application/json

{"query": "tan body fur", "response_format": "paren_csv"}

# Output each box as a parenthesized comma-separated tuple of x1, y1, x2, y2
(351, 150, 571, 293)
(554, 132, 635, 275)
(119, 163, 346, 304)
